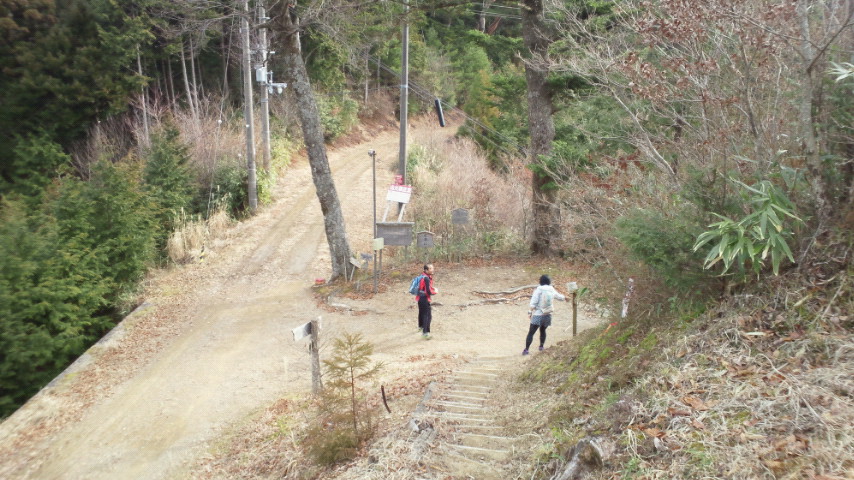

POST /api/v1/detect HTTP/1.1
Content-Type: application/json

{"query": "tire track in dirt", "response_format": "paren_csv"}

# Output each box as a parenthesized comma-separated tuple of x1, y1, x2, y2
(0, 124, 409, 480)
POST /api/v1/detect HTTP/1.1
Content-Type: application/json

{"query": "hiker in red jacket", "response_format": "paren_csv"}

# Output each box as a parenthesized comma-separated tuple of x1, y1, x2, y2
(417, 263, 438, 339)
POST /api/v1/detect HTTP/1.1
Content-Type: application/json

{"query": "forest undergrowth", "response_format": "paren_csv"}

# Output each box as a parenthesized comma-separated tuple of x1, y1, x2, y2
(190, 103, 853, 479)
(511, 231, 853, 480)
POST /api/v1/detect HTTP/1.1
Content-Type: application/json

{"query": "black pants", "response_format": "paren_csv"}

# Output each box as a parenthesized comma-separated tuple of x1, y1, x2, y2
(525, 323, 548, 350)
(418, 298, 432, 333)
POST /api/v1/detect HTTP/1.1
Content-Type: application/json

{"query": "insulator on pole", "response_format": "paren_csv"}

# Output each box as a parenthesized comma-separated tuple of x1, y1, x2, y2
(434, 98, 445, 127)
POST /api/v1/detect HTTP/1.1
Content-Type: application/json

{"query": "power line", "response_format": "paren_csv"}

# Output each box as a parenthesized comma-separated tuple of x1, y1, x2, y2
(309, 20, 529, 159)
(362, 52, 527, 157)
(471, 10, 521, 20)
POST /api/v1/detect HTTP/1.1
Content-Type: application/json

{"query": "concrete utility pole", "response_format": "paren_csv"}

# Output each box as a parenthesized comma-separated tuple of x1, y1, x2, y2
(398, 0, 409, 184)
(242, 0, 258, 213)
(257, 1, 272, 171)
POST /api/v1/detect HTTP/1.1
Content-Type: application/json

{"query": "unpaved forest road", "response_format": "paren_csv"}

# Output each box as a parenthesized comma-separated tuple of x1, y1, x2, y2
(0, 119, 597, 479)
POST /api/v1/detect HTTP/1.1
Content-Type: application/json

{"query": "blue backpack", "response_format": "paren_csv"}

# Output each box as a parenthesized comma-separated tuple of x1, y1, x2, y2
(408, 274, 426, 295)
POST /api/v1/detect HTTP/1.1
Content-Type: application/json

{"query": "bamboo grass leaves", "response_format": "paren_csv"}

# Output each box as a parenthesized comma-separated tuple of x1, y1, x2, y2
(693, 179, 804, 277)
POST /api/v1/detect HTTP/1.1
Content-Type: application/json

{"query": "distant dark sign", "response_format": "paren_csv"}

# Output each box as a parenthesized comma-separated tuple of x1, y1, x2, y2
(416, 231, 435, 248)
(451, 208, 470, 225)
(376, 222, 414, 246)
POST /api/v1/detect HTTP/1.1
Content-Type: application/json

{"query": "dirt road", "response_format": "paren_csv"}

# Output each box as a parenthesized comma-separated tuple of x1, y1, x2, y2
(0, 119, 597, 479)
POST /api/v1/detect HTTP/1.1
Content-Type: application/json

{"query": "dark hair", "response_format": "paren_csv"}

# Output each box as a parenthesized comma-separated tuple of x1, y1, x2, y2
(539, 275, 551, 285)
(424, 264, 431, 272)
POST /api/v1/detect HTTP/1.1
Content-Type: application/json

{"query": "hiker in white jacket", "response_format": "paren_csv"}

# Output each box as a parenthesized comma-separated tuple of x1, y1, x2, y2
(523, 275, 566, 355)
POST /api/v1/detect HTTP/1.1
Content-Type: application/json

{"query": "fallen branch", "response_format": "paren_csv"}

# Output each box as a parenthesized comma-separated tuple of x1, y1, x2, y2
(473, 284, 538, 296)
(453, 297, 525, 308)
(381, 385, 392, 413)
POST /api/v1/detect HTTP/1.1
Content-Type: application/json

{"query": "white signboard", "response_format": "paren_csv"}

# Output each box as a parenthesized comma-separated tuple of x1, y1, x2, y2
(292, 321, 312, 342)
(386, 184, 413, 204)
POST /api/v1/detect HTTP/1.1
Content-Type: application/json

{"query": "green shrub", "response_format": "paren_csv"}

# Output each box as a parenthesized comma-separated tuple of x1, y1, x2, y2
(306, 333, 383, 465)
(52, 160, 158, 305)
(317, 95, 359, 142)
(5, 134, 70, 199)
(0, 198, 112, 417)
(615, 208, 708, 289)
(206, 160, 247, 217)
(143, 126, 198, 247)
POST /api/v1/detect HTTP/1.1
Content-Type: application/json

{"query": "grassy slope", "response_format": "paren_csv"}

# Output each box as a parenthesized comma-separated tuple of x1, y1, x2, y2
(508, 251, 853, 479)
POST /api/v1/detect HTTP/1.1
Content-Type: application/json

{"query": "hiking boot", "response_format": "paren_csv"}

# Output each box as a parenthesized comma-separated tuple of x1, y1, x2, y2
(522, 349, 529, 355)
(422, 333, 432, 340)
(539, 346, 545, 351)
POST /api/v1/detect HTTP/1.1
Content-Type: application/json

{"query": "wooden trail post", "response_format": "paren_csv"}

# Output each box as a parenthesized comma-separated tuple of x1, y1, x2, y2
(310, 317, 322, 394)
(293, 316, 323, 394)
(567, 282, 579, 336)
(621, 277, 635, 319)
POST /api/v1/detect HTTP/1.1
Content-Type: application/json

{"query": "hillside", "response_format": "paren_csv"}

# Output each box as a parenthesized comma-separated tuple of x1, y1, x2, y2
(0, 117, 599, 479)
(2, 116, 851, 479)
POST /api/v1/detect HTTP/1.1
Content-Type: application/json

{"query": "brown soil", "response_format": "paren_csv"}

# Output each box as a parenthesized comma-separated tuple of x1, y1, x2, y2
(0, 118, 600, 480)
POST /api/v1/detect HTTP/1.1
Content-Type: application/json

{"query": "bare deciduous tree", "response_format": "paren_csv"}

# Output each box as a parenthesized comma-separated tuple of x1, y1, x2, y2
(271, 1, 353, 280)
(551, 0, 853, 220)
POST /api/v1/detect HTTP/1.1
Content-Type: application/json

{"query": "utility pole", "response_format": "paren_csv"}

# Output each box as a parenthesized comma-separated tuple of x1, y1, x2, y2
(369, 149, 378, 294)
(242, 0, 258, 213)
(257, 1, 272, 172)
(398, 0, 409, 185)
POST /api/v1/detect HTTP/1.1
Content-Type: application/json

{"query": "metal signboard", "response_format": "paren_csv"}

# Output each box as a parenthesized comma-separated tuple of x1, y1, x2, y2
(416, 231, 435, 248)
(373, 237, 384, 251)
(386, 184, 413, 204)
(376, 222, 414, 246)
(451, 208, 470, 225)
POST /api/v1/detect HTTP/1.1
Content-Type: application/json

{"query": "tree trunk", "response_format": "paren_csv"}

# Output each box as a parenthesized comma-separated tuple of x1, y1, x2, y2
(221, 19, 232, 101)
(274, 5, 353, 280)
(136, 47, 150, 149)
(522, 0, 560, 255)
(166, 58, 176, 109)
(189, 37, 199, 105)
(796, 0, 827, 218)
(180, 42, 197, 122)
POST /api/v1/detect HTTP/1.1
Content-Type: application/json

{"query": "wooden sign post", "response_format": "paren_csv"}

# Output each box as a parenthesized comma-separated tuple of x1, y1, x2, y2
(293, 316, 323, 394)
(373, 237, 384, 293)
(416, 231, 434, 263)
(566, 282, 579, 336)
(376, 222, 414, 246)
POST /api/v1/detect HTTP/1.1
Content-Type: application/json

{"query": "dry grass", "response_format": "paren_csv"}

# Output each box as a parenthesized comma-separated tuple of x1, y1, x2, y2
(459, 209, 852, 480)
(166, 205, 233, 264)
(407, 131, 531, 257)
(514, 266, 853, 480)
(189, 396, 316, 480)
(189, 354, 463, 480)
(612, 293, 854, 479)
(170, 99, 248, 187)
